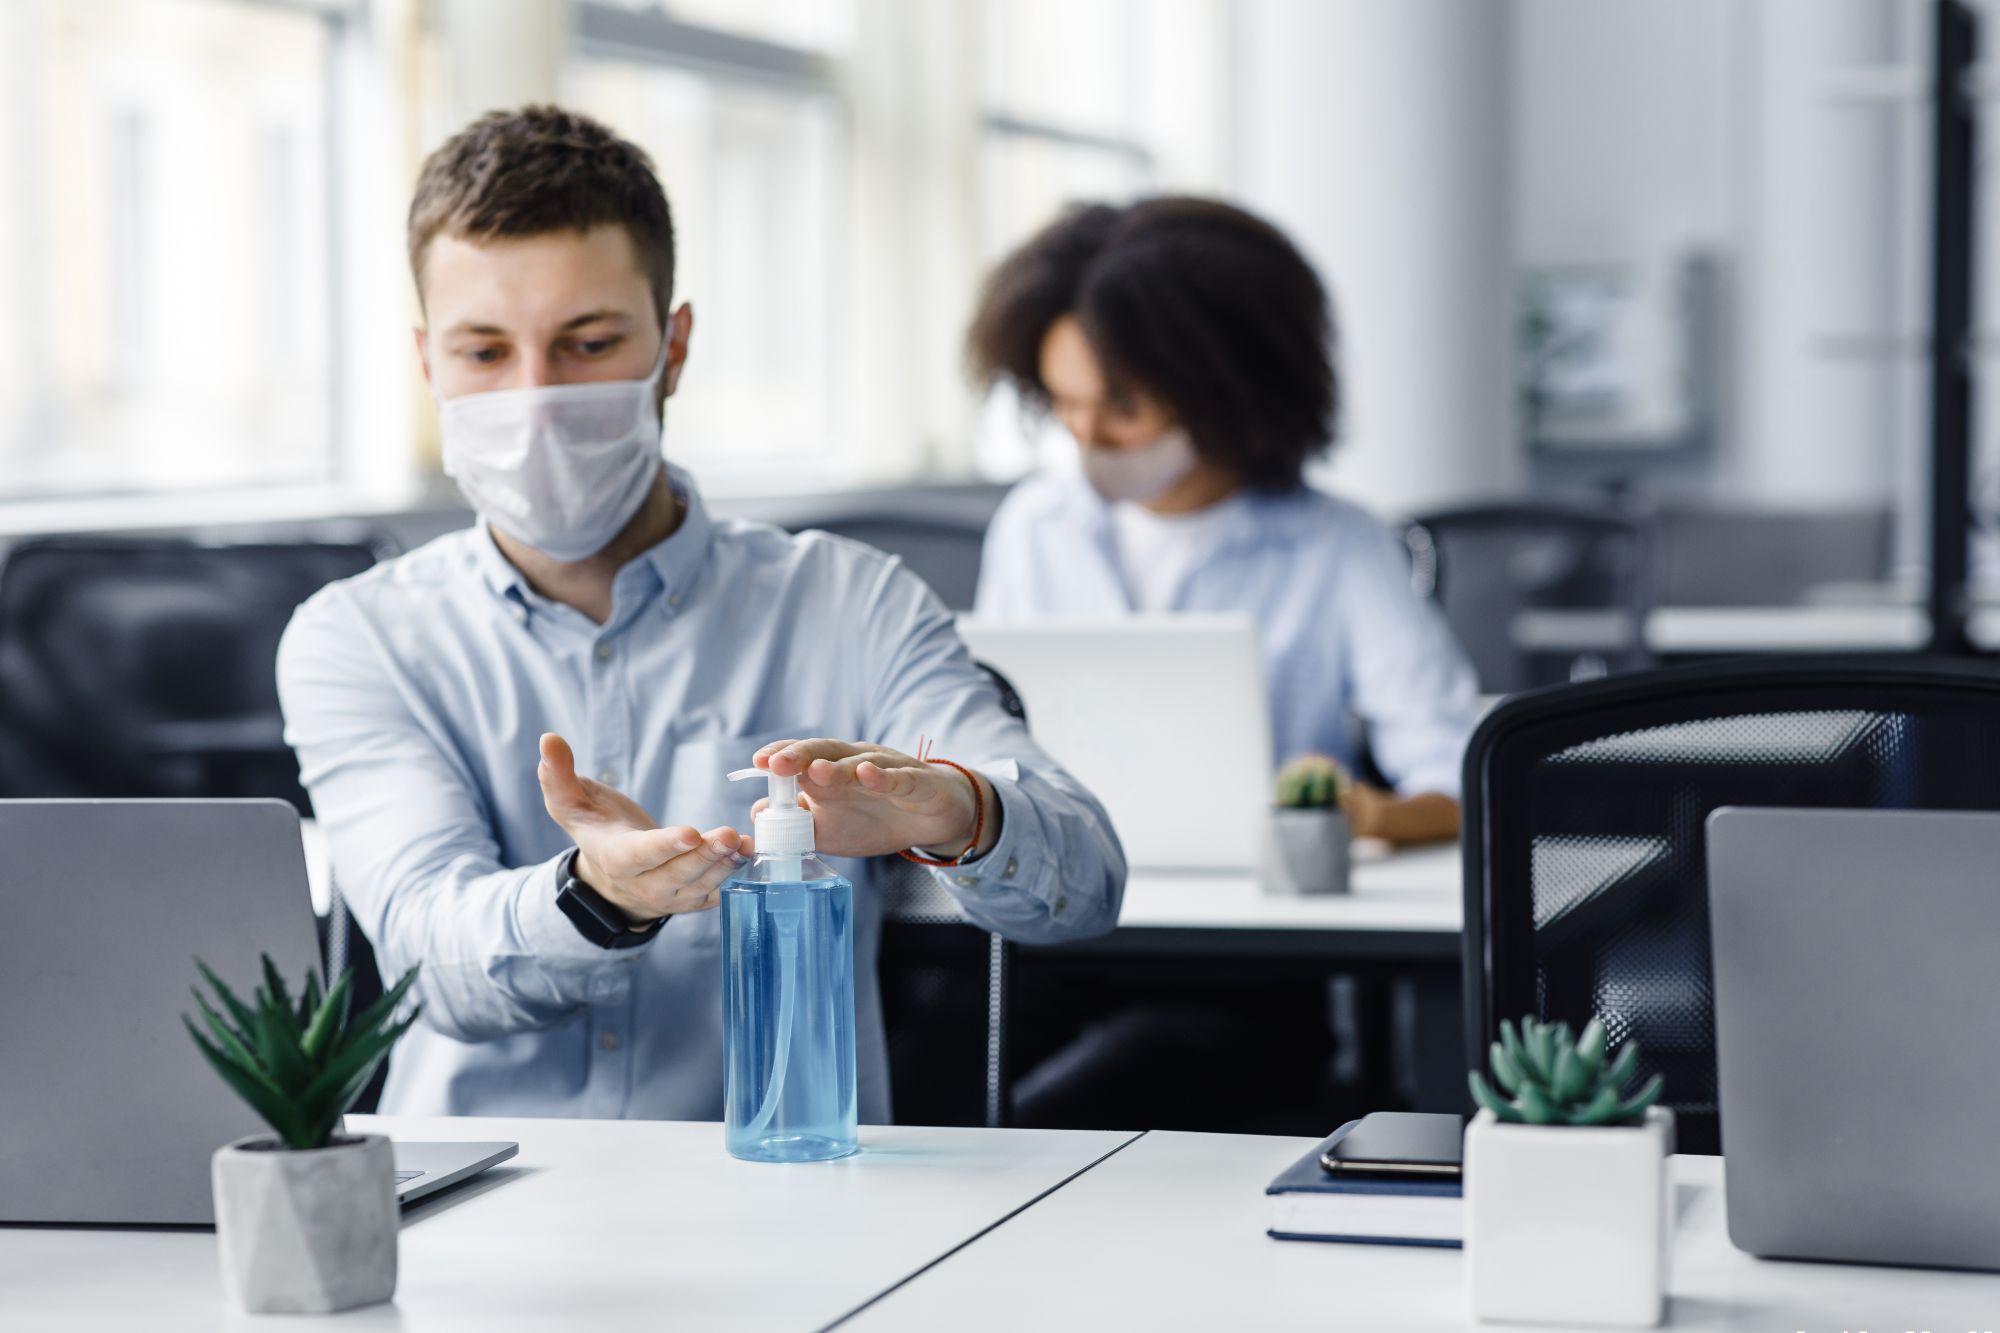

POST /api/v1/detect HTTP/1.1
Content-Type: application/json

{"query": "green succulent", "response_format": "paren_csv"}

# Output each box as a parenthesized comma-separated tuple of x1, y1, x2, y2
(1468, 1015, 1664, 1127)
(185, 954, 422, 1151)
(1274, 753, 1349, 809)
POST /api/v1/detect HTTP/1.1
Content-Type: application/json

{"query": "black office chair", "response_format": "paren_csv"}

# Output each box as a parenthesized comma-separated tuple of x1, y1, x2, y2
(792, 513, 990, 611)
(0, 535, 388, 809)
(0, 535, 394, 1104)
(1406, 502, 1652, 694)
(1462, 656, 2000, 1155)
(877, 661, 1023, 1128)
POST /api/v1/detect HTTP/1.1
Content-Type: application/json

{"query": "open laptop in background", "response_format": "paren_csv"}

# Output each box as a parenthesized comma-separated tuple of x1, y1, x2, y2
(1707, 806, 2000, 1272)
(0, 800, 515, 1225)
(955, 616, 1274, 872)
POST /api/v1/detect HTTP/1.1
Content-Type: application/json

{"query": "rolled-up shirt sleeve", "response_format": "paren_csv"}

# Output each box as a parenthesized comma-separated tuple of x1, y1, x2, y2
(277, 587, 644, 1044)
(1338, 520, 1481, 799)
(852, 551, 1125, 941)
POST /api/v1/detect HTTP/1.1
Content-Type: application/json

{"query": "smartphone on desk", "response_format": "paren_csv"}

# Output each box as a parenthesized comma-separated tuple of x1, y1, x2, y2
(1319, 1111, 1463, 1180)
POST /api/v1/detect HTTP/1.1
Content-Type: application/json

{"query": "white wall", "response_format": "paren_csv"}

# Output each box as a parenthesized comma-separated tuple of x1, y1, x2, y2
(1732, 0, 1912, 513)
(1233, 0, 1519, 520)
(1515, 1, 1735, 262)
(1513, 0, 1921, 528)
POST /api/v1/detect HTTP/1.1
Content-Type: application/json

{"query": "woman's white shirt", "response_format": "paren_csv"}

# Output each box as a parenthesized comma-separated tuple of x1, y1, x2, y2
(1108, 495, 1251, 613)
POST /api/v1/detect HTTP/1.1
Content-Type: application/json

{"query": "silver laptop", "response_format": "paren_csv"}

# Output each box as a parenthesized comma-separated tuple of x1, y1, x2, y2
(956, 615, 1273, 871)
(1707, 806, 2000, 1271)
(0, 799, 515, 1225)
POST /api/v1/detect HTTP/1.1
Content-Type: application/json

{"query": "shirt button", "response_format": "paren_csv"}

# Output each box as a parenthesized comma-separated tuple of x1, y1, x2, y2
(510, 605, 528, 625)
(1003, 858, 1019, 879)
(667, 593, 682, 609)
(598, 1029, 622, 1052)
(594, 642, 615, 662)
(598, 768, 622, 787)
(955, 874, 978, 888)
(1054, 895, 1068, 916)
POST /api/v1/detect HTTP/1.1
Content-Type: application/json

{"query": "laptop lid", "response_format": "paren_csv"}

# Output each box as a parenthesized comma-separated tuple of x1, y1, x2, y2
(0, 799, 325, 1224)
(1707, 806, 2000, 1271)
(955, 615, 1273, 871)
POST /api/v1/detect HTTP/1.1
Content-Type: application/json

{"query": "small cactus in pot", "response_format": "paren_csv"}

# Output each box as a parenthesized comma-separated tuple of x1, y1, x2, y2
(1464, 1013, 1676, 1327)
(1262, 754, 1352, 895)
(1469, 1016, 1664, 1127)
(1274, 753, 1348, 810)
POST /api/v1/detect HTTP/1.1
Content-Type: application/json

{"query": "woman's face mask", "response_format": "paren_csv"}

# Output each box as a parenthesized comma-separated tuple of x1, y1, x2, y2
(1078, 427, 1200, 505)
(436, 336, 670, 563)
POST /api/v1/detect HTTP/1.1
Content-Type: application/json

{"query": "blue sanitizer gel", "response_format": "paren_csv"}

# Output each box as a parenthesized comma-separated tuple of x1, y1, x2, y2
(721, 767, 858, 1162)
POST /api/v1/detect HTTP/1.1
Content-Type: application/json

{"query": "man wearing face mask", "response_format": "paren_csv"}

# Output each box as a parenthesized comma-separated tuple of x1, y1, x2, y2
(276, 106, 1124, 1121)
(970, 197, 1478, 844)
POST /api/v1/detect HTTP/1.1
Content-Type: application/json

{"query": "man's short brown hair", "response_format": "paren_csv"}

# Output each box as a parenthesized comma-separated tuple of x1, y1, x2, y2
(408, 105, 675, 326)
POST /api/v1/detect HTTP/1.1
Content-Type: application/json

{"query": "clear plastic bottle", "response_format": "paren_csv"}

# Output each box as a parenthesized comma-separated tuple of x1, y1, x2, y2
(721, 767, 858, 1162)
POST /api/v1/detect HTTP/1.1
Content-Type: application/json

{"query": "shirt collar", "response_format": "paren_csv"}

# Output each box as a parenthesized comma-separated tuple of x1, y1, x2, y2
(470, 462, 716, 617)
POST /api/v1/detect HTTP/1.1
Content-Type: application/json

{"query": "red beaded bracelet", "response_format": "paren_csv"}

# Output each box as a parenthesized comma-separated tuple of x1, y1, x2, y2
(897, 755, 985, 868)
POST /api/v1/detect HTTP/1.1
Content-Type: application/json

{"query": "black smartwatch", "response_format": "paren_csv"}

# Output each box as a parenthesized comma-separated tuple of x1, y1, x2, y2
(555, 849, 666, 949)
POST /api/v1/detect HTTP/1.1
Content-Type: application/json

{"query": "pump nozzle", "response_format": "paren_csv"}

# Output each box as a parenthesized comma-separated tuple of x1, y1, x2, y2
(727, 765, 815, 857)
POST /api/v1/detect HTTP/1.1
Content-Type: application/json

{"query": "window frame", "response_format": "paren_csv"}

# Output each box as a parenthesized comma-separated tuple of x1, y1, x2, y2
(568, 2, 856, 482)
(0, 0, 376, 526)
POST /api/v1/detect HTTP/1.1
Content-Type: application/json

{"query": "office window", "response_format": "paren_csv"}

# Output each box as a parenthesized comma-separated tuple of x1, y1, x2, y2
(0, 0, 341, 503)
(972, 0, 1228, 478)
(979, 0, 1228, 259)
(570, 4, 848, 471)
(612, 0, 853, 53)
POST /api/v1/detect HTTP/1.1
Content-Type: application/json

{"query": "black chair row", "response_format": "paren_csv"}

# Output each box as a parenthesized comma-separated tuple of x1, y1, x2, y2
(1461, 655, 2000, 1155)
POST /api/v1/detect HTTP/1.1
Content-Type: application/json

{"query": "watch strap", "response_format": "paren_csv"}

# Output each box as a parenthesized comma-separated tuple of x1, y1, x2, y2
(555, 849, 666, 950)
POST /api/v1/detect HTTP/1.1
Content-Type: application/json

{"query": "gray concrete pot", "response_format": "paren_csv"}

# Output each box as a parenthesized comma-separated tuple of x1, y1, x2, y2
(212, 1133, 398, 1314)
(1261, 807, 1351, 894)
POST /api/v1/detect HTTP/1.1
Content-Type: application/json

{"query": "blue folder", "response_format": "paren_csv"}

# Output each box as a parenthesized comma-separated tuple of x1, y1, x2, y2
(1265, 1119, 1463, 1248)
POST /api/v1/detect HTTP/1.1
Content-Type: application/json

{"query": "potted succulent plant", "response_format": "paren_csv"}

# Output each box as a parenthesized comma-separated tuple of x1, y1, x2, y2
(185, 955, 421, 1314)
(1261, 753, 1351, 895)
(1463, 1016, 1673, 1327)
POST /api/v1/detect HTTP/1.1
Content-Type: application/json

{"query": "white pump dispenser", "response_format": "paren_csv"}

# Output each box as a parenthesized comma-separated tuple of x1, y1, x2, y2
(726, 766, 812, 879)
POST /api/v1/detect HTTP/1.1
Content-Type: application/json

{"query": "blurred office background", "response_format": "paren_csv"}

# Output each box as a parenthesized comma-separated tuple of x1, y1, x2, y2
(6, 0, 1995, 645)
(4, 0, 1997, 1129)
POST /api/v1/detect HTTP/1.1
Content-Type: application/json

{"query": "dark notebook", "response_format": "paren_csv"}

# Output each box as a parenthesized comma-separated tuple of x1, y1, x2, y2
(1266, 1119, 1463, 1247)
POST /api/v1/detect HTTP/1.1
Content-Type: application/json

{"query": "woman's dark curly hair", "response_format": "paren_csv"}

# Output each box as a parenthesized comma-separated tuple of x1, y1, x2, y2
(967, 196, 1338, 493)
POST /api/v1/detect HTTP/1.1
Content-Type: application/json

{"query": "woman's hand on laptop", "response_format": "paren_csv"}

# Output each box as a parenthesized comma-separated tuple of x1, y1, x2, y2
(537, 733, 749, 922)
(753, 739, 1001, 863)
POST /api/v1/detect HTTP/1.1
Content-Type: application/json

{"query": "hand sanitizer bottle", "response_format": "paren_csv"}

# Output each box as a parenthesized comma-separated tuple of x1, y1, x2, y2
(721, 766, 858, 1162)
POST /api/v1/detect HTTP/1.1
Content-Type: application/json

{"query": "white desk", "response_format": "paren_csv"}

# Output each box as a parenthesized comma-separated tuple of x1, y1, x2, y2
(0, 1115, 1133, 1332)
(1511, 605, 1932, 656)
(1645, 605, 1929, 654)
(847, 1130, 2000, 1332)
(1115, 842, 1461, 936)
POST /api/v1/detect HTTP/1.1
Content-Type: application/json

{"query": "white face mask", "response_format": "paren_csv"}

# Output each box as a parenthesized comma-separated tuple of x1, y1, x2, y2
(436, 337, 670, 563)
(1078, 427, 1199, 505)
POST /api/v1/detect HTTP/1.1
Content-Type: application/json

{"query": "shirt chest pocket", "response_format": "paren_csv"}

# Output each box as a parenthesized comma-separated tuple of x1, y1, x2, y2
(660, 728, 824, 839)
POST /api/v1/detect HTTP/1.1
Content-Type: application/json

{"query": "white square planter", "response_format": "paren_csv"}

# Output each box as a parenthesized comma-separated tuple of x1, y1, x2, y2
(1464, 1106, 1675, 1327)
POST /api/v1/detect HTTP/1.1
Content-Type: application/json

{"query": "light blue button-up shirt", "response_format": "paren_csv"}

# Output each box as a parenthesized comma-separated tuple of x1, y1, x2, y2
(975, 473, 1479, 797)
(277, 465, 1123, 1123)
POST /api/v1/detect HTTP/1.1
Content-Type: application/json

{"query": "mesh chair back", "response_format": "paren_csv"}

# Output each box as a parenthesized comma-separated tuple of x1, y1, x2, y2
(1463, 657, 2000, 1155)
(799, 516, 987, 611)
(0, 536, 385, 809)
(1407, 502, 1650, 694)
